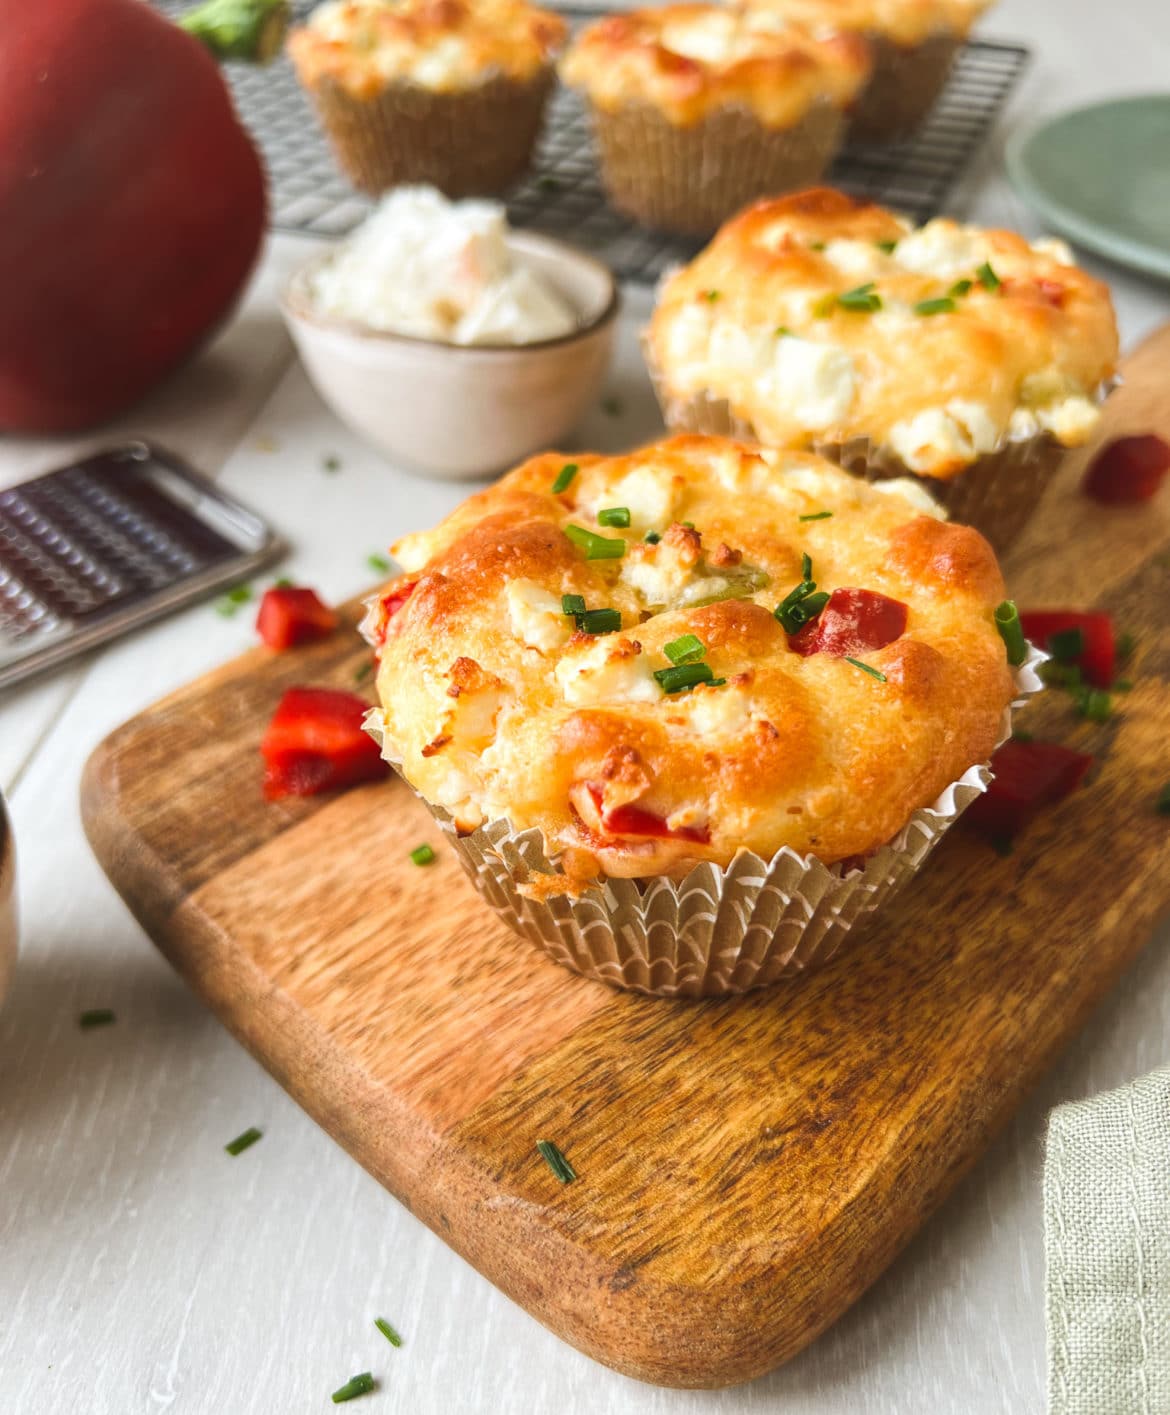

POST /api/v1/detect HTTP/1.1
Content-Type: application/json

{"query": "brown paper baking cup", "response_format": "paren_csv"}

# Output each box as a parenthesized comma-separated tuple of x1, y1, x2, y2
(847, 32, 961, 143)
(301, 69, 555, 197)
(645, 349, 1111, 555)
(585, 99, 845, 235)
(367, 648, 1043, 999)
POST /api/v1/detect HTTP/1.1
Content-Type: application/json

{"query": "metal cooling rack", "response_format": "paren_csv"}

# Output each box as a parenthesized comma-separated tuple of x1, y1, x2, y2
(179, 3, 1030, 282)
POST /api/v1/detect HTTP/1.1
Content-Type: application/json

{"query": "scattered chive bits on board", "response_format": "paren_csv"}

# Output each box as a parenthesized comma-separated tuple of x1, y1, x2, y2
(322, 454, 341, 473)
(331, 1372, 376, 1404)
(79, 1008, 116, 1030)
(224, 1126, 263, 1156)
(536, 1139, 577, 1184)
(410, 843, 435, 866)
(374, 1318, 403, 1348)
(551, 462, 578, 494)
(1157, 785, 1170, 816)
(367, 553, 392, 575)
(214, 584, 253, 617)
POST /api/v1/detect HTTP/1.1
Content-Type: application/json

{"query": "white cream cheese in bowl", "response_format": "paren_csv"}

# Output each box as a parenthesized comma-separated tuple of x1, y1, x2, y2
(308, 187, 579, 346)
(283, 187, 619, 479)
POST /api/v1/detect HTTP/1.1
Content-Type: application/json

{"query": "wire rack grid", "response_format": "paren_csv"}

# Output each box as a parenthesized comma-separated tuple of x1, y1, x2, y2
(162, 3, 1029, 283)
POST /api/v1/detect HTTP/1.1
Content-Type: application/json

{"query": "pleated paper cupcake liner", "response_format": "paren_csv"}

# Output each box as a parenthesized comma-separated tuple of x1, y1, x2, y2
(585, 98, 845, 236)
(367, 646, 1044, 999)
(847, 32, 960, 143)
(301, 69, 555, 197)
(645, 349, 1113, 555)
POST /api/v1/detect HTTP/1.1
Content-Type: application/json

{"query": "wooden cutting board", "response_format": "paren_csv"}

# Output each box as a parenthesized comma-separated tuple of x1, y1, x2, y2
(82, 325, 1170, 1390)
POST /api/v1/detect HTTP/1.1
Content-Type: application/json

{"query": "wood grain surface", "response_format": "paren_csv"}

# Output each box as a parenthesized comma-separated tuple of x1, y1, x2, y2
(81, 325, 1170, 1389)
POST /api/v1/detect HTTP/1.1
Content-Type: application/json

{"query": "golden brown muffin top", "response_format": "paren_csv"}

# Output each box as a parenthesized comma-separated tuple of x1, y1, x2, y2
(647, 188, 1119, 478)
(738, 0, 993, 47)
(367, 434, 1016, 887)
(561, 4, 871, 128)
(288, 0, 566, 99)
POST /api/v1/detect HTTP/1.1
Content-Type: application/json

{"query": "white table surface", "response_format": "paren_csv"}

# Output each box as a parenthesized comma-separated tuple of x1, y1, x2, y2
(3, 2, 1169, 1409)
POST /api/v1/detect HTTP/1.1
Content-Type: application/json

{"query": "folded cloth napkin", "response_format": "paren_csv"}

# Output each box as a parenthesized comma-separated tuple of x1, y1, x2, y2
(1046, 1067, 1170, 1414)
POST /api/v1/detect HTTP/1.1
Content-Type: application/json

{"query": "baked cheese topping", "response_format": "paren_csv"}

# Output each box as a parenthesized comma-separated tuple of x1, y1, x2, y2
(560, 4, 871, 128)
(738, 0, 993, 47)
(370, 434, 1015, 885)
(288, 0, 566, 99)
(647, 188, 1118, 477)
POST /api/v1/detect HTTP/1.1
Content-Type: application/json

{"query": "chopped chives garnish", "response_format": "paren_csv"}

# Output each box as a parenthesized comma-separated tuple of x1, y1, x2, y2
(810, 241, 826, 251)
(565, 524, 625, 559)
(845, 657, 887, 682)
(1039, 661, 1082, 689)
(654, 662, 716, 694)
(536, 1139, 577, 1183)
(801, 552, 812, 580)
(225, 1127, 262, 1156)
(1157, 784, 1170, 816)
(1116, 630, 1137, 662)
(704, 289, 720, 301)
(994, 600, 1026, 666)
(353, 661, 374, 684)
(552, 462, 578, 494)
(215, 584, 252, 616)
(663, 633, 706, 665)
(561, 593, 586, 616)
(1114, 679, 1133, 693)
(799, 510, 833, 521)
(79, 1008, 115, 1030)
(875, 239, 898, 253)
(1048, 626, 1085, 661)
(914, 297, 956, 316)
(374, 1318, 402, 1348)
(1012, 729, 1033, 743)
(680, 520, 695, 530)
(272, 576, 294, 588)
(836, 282, 882, 313)
(331, 1372, 376, 1403)
(782, 590, 829, 630)
(949, 278, 973, 297)
(410, 843, 435, 866)
(812, 292, 837, 318)
(601, 395, 623, 417)
(322, 454, 341, 472)
(597, 506, 631, 528)
(577, 608, 622, 635)
(977, 261, 1001, 291)
(775, 325, 792, 337)
(367, 553, 392, 574)
(1076, 688, 1112, 722)
(644, 531, 661, 545)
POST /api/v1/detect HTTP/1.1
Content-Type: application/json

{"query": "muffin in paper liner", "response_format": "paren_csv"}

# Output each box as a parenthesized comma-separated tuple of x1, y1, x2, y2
(847, 32, 961, 143)
(644, 345, 1111, 555)
(365, 646, 1044, 999)
(585, 99, 844, 236)
(301, 69, 555, 197)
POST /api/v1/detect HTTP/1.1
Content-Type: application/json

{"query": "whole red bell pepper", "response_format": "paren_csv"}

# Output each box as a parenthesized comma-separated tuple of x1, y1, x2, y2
(0, 0, 285, 432)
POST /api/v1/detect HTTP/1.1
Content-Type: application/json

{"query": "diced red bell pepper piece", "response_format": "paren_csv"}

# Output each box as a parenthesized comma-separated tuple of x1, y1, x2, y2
(368, 580, 417, 646)
(789, 587, 908, 658)
(1019, 610, 1115, 687)
(1082, 434, 1170, 505)
(256, 586, 339, 651)
(260, 687, 389, 800)
(585, 784, 710, 844)
(966, 739, 1093, 841)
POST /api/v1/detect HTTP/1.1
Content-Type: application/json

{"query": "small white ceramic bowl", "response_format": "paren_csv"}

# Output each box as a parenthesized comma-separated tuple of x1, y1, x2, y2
(281, 234, 620, 480)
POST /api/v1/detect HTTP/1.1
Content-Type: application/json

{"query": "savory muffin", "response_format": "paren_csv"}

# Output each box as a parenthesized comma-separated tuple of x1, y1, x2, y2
(365, 434, 1029, 996)
(741, 0, 994, 140)
(560, 5, 871, 234)
(287, 0, 566, 196)
(646, 188, 1119, 551)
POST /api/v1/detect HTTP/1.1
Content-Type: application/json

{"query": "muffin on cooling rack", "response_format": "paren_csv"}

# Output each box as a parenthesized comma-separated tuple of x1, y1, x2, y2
(560, 4, 871, 235)
(364, 433, 1039, 997)
(287, 0, 566, 196)
(645, 188, 1119, 553)
(739, 0, 994, 141)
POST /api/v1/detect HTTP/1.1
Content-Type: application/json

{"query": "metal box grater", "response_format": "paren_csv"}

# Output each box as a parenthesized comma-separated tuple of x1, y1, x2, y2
(0, 443, 281, 692)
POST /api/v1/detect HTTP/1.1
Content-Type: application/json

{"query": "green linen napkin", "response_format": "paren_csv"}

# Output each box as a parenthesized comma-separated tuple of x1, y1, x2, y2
(1046, 1067, 1170, 1414)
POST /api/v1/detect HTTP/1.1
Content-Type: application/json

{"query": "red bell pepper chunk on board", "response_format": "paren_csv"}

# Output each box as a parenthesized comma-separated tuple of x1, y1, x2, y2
(1019, 610, 1115, 687)
(1082, 434, 1170, 505)
(789, 587, 908, 658)
(965, 739, 1093, 841)
(585, 785, 711, 844)
(260, 687, 389, 800)
(256, 586, 339, 651)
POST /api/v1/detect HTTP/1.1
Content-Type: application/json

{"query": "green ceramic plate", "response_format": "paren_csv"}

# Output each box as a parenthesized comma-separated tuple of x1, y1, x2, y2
(1007, 95, 1170, 284)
